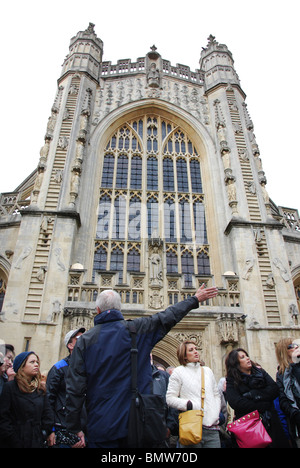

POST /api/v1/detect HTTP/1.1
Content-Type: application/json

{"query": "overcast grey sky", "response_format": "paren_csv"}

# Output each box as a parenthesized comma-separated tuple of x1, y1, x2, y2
(1, 0, 298, 211)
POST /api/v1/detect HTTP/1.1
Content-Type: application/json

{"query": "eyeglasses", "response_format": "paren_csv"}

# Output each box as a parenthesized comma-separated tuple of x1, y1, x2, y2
(287, 344, 299, 350)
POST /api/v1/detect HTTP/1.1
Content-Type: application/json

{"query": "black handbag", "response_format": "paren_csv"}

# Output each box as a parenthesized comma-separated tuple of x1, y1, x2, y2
(126, 321, 167, 448)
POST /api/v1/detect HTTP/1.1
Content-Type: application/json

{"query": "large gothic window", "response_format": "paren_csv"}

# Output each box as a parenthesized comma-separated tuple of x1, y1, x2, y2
(94, 114, 210, 292)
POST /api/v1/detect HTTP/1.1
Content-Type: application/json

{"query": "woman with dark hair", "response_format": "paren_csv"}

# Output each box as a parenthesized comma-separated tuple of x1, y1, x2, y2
(0, 351, 55, 448)
(225, 348, 289, 448)
(276, 338, 300, 448)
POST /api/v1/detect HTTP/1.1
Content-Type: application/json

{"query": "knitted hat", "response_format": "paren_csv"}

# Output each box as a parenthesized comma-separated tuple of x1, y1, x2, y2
(13, 351, 35, 373)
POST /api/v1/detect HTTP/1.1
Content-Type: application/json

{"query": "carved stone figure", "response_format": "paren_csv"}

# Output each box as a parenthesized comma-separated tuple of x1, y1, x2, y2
(149, 290, 163, 309)
(289, 303, 299, 319)
(14, 246, 32, 269)
(51, 300, 61, 322)
(221, 151, 231, 171)
(69, 84, 78, 95)
(54, 170, 63, 184)
(247, 181, 256, 194)
(40, 216, 53, 232)
(238, 149, 249, 161)
(266, 273, 275, 289)
(147, 62, 160, 88)
(242, 258, 254, 280)
(226, 176, 237, 202)
(149, 247, 163, 286)
(39, 140, 50, 162)
(36, 266, 47, 282)
(217, 316, 238, 345)
(58, 136, 69, 150)
(273, 258, 290, 282)
(70, 171, 80, 195)
(76, 140, 85, 162)
(54, 248, 66, 271)
(260, 181, 270, 204)
(31, 167, 44, 203)
(46, 111, 57, 135)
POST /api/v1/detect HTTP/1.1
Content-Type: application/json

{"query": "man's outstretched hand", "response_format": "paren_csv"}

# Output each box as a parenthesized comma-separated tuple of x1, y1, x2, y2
(195, 283, 218, 303)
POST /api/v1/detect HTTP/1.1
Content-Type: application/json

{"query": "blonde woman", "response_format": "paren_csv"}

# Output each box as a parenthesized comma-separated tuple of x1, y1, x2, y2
(0, 351, 55, 448)
(276, 338, 300, 448)
(166, 341, 221, 448)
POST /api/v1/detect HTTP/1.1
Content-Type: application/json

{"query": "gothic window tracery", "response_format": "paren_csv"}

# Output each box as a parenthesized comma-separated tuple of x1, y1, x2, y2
(181, 247, 194, 287)
(147, 194, 159, 238)
(147, 156, 158, 190)
(166, 245, 178, 274)
(163, 157, 175, 191)
(93, 114, 210, 291)
(116, 155, 128, 188)
(127, 244, 141, 272)
(130, 156, 142, 189)
(101, 154, 114, 187)
(94, 242, 108, 272)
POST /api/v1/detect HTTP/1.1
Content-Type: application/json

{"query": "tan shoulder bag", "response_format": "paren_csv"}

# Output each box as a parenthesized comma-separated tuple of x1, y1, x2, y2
(178, 366, 205, 446)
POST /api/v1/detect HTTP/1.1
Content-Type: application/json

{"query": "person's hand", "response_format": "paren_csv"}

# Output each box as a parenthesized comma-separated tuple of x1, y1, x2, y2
(195, 283, 218, 303)
(47, 432, 56, 447)
(6, 366, 16, 381)
(72, 431, 86, 448)
(187, 400, 193, 410)
(292, 347, 300, 364)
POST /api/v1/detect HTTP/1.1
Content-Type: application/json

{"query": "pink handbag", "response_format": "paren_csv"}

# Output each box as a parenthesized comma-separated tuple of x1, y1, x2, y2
(227, 410, 272, 448)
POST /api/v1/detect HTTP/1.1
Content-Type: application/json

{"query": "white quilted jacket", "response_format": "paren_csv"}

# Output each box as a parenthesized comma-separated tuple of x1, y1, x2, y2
(166, 362, 221, 427)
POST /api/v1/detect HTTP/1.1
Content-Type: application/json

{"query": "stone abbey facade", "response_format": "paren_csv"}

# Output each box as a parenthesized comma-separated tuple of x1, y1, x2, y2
(0, 24, 299, 377)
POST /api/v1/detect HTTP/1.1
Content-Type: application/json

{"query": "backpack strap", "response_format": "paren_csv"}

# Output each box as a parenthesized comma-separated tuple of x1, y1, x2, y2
(200, 366, 205, 411)
(127, 321, 138, 396)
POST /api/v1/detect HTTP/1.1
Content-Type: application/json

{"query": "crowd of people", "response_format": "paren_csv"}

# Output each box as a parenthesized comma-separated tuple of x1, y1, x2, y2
(0, 285, 300, 449)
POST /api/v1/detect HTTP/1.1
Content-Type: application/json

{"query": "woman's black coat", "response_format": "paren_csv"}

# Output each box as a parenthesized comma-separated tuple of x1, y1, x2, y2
(0, 379, 54, 448)
(276, 364, 300, 442)
(226, 367, 289, 448)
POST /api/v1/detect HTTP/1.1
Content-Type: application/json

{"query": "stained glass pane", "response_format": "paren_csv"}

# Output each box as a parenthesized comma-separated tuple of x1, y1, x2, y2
(164, 200, 176, 242)
(94, 246, 107, 270)
(116, 155, 128, 188)
(181, 251, 194, 287)
(177, 159, 189, 192)
(97, 194, 111, 239)
(167, 250, 178, 273)
(110, 247, 124, 271)
(163, 157, 174, 191)
(129, 197, 141, 240)
(127, 248, 140, 271)
(190, 160, 203, 193)
(147, 156, 158, 190)
(130, 156, 142, 189)
(101, 154, 114, 187)
(147, 197, 159, 238)
(112, 196, 126, 239)
(197, 251, 210, 275)
(193, 202, 208, 244)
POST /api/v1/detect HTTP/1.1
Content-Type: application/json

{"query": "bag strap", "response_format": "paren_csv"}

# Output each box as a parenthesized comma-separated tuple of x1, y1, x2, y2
(200, 366, 205, 411)
(127, 320, 138, 395)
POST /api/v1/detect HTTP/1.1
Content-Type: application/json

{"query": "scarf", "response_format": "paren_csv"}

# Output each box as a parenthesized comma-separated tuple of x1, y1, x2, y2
(240, 366, 266, 389)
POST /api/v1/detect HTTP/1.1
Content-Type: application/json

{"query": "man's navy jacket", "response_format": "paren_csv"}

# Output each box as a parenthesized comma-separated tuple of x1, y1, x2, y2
(66, 295, 199, 445)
